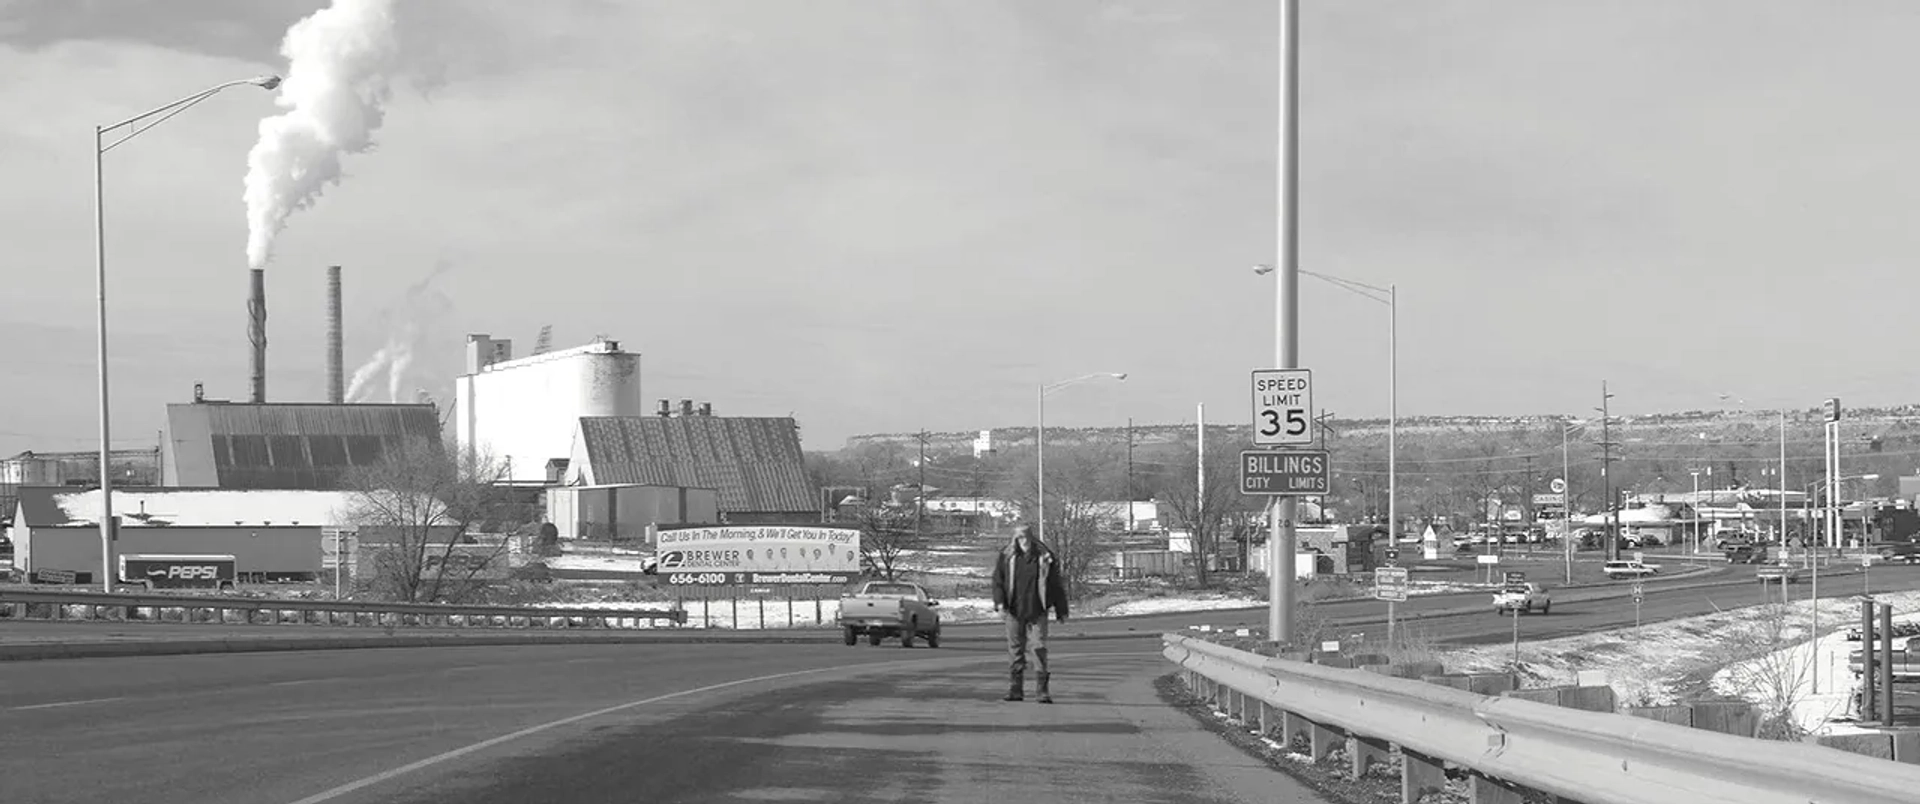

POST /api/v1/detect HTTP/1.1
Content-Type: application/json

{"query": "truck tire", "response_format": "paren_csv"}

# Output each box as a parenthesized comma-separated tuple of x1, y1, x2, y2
(1540, 602, 1550, 615)
(844, 627, 858, 646)
(901, 619, 917, 648)
(927, 630, 940, 649)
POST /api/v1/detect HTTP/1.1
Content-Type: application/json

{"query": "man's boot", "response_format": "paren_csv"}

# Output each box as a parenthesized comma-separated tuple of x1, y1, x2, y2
(1004, 669, 1024, 702)
(1036, 672, 1053, 704)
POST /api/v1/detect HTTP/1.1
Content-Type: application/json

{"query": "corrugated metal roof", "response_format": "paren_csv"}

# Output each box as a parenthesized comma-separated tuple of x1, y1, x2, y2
(13, 486, 354, 528)
(578, 416, 812, 514)
(169, 403, 441, 490)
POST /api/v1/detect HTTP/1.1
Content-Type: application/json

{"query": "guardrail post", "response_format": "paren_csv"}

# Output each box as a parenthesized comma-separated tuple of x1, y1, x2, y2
(1307, 719, 1340, 763)
(1400, 748, 1446, 804)
(1347, 734, 1389, 780)
(1468, 772, 1526, 804)
(1626, 704, 1692, 726)
(1687, 700, 1759, 737)
(1280, 710, 1310, 750)
(1258, 701, 1273, 738)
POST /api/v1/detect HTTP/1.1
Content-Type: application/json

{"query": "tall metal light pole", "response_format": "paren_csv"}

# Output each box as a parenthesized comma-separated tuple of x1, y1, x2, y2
(1258, 0, 1303, 645)
(1035, 373, 1128, 541)
(92, 75, 281, 592)
(1690, 470, 1702, 555)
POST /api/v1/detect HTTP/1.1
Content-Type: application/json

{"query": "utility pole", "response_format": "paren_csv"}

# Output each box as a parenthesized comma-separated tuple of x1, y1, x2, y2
(915, 430, 929, 542)
(1599, 382, 1620, 561)
(1126, 417, 1135, 534)
(1523, 455, 1536, 544)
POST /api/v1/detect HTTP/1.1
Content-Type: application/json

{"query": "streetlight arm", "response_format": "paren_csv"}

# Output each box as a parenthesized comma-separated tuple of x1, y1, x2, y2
(99, 76, 281, 154)
(1042, 372, 1127, 395)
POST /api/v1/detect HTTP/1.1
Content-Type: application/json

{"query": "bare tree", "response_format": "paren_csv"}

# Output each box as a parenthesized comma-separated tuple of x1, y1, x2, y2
(853, 503, 920, 580)
(339, 437, 519, 603)
(1151, 436, 1246, 587)
(999, 442, 1122, 601)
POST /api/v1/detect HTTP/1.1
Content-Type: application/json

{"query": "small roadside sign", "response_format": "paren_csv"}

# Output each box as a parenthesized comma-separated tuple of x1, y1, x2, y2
(1374, 567, 1410, 602)
(1549, 478, 1567, 494)
(1824, 397, 1842, 423)
(1251, 368, 1314, 446)
(1239, 449, 1330, 496)
(1631, 582, 1645, 602)
(1383, 548, 1400, 566)
(1503, 571, 1526, 585)
(1476, 554, 1500, 565)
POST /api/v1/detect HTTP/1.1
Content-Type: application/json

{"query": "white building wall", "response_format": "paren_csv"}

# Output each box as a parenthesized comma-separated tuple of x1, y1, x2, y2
(456, 339, 643, 483)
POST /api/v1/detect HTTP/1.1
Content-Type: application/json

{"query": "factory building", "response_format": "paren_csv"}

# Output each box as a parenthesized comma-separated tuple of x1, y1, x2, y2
(163, 399, 443, 490)
(564, 413, 816, 525)
(7, 486, 352, 584)
(1, 448, 162, 523)
(454, 335, 644, 484)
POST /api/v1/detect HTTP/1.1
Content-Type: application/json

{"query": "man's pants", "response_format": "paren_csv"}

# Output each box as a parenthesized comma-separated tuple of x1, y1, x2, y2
(1004, 613, 1050, 675)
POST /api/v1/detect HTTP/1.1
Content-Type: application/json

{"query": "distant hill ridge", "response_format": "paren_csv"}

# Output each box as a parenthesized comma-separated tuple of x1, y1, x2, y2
(845, 405, 1920, 451)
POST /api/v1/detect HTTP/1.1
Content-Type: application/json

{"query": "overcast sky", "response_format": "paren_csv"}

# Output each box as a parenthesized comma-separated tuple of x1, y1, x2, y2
(3, 0, 1917, 455)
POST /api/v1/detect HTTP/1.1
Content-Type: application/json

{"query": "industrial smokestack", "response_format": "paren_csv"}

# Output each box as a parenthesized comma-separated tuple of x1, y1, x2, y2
(680, 399, 694, 417)
(657, 399, 671, 417)
(248, 268, 267, 404)
(326, 265, 343, 403)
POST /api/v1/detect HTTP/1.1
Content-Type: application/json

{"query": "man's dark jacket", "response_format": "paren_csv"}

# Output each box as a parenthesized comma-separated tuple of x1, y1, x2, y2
(991, 534, 1069, 623)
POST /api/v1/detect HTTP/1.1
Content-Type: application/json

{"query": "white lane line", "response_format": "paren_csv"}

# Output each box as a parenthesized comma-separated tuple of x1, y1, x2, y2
(283, 651, 1134, 804)
(12, 696, 124, 711)
(270, 680, 322, 687)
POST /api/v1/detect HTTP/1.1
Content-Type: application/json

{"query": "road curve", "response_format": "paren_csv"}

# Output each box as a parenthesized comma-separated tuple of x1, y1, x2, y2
(0, 641, 1327, 804)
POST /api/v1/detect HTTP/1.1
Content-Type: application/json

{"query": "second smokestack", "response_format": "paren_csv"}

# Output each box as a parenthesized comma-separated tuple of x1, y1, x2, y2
(248, 268, 267, 404)
(326, 265, 343, 403)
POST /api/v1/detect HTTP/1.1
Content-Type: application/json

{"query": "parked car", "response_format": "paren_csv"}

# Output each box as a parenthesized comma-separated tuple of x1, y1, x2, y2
(838, 580, 942, 648)
(1492, 582, 1552, 615)
(1602, 560, 1659, 580)
(1756, 562, 1803, 584)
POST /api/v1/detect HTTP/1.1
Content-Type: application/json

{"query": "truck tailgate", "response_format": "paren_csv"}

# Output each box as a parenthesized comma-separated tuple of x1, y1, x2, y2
(840, 598, 901, 622)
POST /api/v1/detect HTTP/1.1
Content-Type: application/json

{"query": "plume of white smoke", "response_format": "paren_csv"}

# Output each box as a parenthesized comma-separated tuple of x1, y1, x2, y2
(345, 262, 454, 403)
(243, 0, 401, 269)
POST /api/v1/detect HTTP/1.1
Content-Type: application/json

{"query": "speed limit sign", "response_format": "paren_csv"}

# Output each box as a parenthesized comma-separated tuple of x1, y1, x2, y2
(1252, 369, 1314, 446)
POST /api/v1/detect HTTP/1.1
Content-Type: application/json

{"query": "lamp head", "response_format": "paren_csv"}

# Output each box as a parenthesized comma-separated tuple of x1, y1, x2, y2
(1252, 264, 1275, 275)
(1112, 373, 1128, 381)
(251, 75, 284, 90)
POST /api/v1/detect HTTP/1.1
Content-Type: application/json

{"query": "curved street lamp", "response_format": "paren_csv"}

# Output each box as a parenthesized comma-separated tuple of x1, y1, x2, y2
(1036, 373, 1127, 540)
(92, 75, 281, 591)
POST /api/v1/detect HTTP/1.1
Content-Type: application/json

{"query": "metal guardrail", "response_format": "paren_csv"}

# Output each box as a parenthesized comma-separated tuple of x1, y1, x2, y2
(1163, 632, 1920, 804)
(0, 588, 687, 629)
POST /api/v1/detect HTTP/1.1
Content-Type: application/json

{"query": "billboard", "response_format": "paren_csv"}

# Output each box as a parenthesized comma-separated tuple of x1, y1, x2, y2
(657, 526, 860, 586)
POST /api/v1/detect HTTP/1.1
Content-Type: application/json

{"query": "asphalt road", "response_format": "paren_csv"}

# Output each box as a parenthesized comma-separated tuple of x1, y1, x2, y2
(0, 641, 1327, 804)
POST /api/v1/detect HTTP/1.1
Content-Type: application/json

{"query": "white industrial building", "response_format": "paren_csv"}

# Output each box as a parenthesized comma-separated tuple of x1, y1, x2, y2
(454, 335, 644, 484)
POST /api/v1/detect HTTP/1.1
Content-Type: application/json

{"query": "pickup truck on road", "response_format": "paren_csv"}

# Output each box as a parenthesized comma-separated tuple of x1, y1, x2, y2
(1492, 582, 1551, 615)
(838, 581, 942, 648)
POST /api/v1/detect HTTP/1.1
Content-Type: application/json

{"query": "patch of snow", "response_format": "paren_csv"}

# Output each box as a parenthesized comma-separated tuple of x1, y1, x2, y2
(1707, 592, 1920, 736)
(547, 555, 652, 573)
(1097, 596, 1263, 617)
(1442, 590, 1920, 720)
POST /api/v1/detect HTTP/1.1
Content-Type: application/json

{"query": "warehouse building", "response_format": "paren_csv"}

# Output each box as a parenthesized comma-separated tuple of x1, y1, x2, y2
(7, 487, 353, 585)
(563, 414, 816, 525)
(546, 484, 721, 543)
(454, 335, 644, 484)
(163, 400, 443, 491)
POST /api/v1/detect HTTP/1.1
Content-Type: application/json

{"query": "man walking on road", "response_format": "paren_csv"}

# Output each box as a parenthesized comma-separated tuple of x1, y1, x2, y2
(991, 524, 1069, 703)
